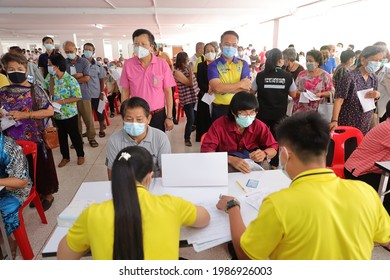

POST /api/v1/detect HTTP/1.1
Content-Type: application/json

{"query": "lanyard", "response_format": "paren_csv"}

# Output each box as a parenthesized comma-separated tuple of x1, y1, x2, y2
(291, 171, 334, 184)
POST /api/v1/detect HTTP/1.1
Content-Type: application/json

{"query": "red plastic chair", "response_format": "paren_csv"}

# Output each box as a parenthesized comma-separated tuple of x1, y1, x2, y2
(13, 140, 47, 260)
(326, 126, 364, 178)
(174, 86, 185, 122)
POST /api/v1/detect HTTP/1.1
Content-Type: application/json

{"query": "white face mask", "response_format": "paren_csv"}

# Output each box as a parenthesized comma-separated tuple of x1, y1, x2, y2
(279, 146, 290, 178)
(134, 46, 150, 59)
(205, 52, 216, 61)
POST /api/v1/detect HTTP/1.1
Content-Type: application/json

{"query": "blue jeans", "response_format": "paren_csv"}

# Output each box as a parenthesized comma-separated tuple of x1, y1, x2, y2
(183, 103, 195, 140)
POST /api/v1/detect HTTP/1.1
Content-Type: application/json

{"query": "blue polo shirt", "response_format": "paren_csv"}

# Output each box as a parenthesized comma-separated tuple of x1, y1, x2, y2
(321, 57, 337, 74)
(208, 56, 250, 105)
(65, 56, 91, 100)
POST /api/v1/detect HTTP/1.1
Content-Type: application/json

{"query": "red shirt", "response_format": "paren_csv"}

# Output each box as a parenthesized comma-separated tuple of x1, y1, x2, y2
(201, 116, 278, 153)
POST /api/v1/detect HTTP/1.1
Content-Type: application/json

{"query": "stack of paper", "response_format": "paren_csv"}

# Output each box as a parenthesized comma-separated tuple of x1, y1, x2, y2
(57, 199, 95, 227)
(299, 90, 321, 103)
(180, 203, 231, 252)
(245, 189, 273, 211)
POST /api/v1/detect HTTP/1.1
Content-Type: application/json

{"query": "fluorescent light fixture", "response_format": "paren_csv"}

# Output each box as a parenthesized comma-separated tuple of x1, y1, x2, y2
(94, 24, 103, 29)
(46, 34, 54, 37)
(122, 34, 126, 37)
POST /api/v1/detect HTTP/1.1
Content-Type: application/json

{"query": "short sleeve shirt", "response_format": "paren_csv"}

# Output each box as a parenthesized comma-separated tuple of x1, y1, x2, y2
(105, 126, 171, 177)
(65, 56, 91, 100)
(87, 59, 106, 98)
(44, 72, 82, 120)
(38, 52, 50, 78)
(66, 187, 197, 260)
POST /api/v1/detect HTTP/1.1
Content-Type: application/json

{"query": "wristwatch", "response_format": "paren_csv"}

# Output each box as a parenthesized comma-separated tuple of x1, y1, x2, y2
(264, 150, 270, 162)
(226, 199, 240, 213)
(166, 116, 173, 120)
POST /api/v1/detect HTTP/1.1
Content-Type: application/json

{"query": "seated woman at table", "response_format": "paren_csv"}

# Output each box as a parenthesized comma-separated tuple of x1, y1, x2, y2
(201, 91, 278, 173)
(344, 100, 390, 214)
(0, 131, 32, 259)
(57, 146, 210, 260)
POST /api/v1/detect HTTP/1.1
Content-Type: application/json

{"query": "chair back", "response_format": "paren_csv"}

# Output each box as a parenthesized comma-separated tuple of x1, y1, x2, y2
(15, 140, 37, 191)
(326, 126, 364, 168)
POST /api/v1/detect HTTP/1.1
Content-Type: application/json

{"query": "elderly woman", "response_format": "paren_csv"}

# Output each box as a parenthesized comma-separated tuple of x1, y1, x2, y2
(330, 46, 382, 134)
(173, 52, 199, 147)
(282, 47, 304, 81)
(45, 53, 84, 168)
(201, 91, 278, 173)
(0, 52, 58, 211)
(293, 49, 335, 114)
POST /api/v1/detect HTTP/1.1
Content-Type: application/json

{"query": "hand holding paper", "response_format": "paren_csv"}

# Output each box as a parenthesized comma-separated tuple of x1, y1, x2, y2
(356, 88, 376, 113)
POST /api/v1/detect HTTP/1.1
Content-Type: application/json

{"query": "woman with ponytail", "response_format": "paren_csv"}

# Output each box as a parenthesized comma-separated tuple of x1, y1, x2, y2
(57, 146, 210, 260)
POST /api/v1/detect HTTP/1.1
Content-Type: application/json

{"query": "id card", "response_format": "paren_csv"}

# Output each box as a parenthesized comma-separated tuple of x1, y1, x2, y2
(246, 179, 259, 188)
(70, 66, 77, 75)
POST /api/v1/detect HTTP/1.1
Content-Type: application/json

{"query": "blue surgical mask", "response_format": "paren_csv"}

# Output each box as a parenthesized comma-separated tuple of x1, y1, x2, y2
(238, 51, 243, 56)
(380, 58, 388, 67)
(84, 50, 93, 58)
(44, 44, 55, 51)
(48, 66, 56, 75)
(236, 115, 255, 128)
(123, 122, 146, 137)
(67, 53, 76, 60)
(222, 46, 237, 59)
(365, 61, 382, 74)
(134, 46, 150, 59)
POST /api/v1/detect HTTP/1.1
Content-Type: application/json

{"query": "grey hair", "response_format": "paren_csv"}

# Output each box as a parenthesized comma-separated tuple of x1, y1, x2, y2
(356, 45, 384, 68)
(282, 48, 297, 62)
(62, 40, 76, 50)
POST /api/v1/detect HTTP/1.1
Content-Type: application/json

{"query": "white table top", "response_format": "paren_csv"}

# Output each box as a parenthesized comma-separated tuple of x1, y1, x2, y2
(375, 161, 390, 173)
(42, 170, 291, 257)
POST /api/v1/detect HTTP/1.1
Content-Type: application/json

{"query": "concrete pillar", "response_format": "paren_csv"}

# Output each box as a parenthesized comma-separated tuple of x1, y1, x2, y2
(111, 40, 120, 61)
(273, 19, 280, 48)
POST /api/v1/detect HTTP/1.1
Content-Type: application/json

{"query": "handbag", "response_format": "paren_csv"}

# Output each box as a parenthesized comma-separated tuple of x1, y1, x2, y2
(318, 93, 334, 122)
(30, 84, 59, 149)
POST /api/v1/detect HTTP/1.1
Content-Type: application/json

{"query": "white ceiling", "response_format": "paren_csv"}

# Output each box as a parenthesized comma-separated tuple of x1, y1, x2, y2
(0, 0, 360, 44)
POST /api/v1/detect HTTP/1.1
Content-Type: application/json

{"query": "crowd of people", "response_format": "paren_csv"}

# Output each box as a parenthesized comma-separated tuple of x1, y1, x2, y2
(0, 28, 389, 260)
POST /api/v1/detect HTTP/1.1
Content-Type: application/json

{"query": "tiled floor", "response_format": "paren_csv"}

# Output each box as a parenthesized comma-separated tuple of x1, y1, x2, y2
(13, 112, 390, 260)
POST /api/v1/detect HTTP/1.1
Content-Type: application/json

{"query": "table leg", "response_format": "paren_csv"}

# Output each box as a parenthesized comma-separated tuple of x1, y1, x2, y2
(0, 212, 12, 260)
(378, 171, 390, 203)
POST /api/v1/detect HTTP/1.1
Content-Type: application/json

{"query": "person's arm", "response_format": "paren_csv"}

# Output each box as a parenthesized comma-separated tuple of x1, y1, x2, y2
(75, 75, 90, 84)
(216, 195, 250, 260)
(209, 77, 251, 94)
(164, 86, 174, 131)
(57, 236, 86, 260)
(174, 69, 193, 86)
(190, 206, 210, 228)
(39, 67, 45, 77)
(57, 97, 81, 105)
(8, 106, 54, 121)
(121, 87, 130, 101)
(0, 177, 29, 190)
(107, 168, 112, 181)
(228, 156, 251, 173)
(330, 98, 344, 131)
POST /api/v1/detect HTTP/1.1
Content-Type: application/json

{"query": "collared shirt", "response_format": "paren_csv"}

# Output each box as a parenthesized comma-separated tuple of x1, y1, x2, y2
(320, 57, 337, 74)
(200, 115, 278, 153)
(345, 118, 390, 176)
(105, 126, 171, 177)
(240, 168, 390, 259)
(66, 187, 197, 260)
(208, 56, 250, 105)
(44, 72, 82, 120)
(86, 58, 106, 98)
(65, 56, 91, 100)
(119, 54, 176, 111)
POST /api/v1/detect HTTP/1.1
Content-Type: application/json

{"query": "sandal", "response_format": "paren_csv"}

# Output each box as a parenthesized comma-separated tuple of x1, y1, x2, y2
(99, 131, 105, 138)
(89, 139, 99, 148)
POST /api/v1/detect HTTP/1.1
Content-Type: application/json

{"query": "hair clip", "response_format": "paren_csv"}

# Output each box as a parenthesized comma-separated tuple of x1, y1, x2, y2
(118, 152, 131, 161)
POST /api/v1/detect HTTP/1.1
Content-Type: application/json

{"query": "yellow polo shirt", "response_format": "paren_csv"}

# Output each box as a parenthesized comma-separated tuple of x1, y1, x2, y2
(240, 168, 390, 260)
(66, 187, 197, 259)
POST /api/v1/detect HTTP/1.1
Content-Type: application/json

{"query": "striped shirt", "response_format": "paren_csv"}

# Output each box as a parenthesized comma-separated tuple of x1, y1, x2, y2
(175, 68, 199, 106)
(345, 118, 390, 176)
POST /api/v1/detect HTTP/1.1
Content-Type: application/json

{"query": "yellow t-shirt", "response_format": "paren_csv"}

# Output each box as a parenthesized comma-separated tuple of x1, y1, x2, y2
(66, 187, 197, 260)
(0, 73, 10, 88)
(240, 168, 390, 260)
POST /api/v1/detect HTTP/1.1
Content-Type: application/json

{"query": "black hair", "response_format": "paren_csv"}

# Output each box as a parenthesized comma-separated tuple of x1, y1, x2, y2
(132, 29, 155, 46)
(220, 30, 239, 42)
(348, 44, 355, 50)
(356, 45, 384, 68)
(276, 111, 330, 162)
(203, 42, 215, 54)
(306, 49, 323, 67)
(1, 52, 28, 70)
(337, 42, 344, 48)
(120, 97, 150, 118)
(42, 36, 54, 44)
(111, 146, 153, 259)
(386, 100, 390, 118)
(320, 45, 330, 51)
(228, 91, 259, 121)
(83, 42, 95, 51)
(340, 50, 356, 64)
(49, 53, 67, 72)
(288, 44, 295, 48)
(8, 46, 23, 54)
(264, 48, 282, 73)
(174, 52, 188, 70)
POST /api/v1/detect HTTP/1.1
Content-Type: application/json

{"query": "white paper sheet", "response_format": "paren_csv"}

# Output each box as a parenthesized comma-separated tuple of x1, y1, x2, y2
(299, 92, 310, 103)
(244, 158, 264, 171)
(299, 90, 320, 103)
(51, 102, 62, 113)
(0, 109, 16, 131)
(57, 199, 95, 227)
(201, 93, 215, 105)
(162, 152, 228, 187)
(245, 189, 273, 211)
(97, 98, 106, 114)
(356, 88, 376, 113)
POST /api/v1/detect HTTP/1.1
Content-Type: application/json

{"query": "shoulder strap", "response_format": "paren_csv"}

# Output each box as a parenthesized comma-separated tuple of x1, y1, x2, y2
(49, 76, 54, 99)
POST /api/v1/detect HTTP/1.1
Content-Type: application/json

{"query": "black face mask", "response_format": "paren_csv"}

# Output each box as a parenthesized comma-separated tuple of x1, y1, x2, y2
(7, 71, 27, 84)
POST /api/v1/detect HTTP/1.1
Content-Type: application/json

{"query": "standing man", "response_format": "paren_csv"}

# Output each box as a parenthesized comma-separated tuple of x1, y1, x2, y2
(83, 43, 107, 138)
(190, 42, 205, 73)
(208, 30, 251, 121)
(120, 29, 176, 132)
(217, 111, 390, 259)
(63, 40, 99, 148)
(237, 46, 251, 65)
(320, 45, 337, 74)
(38, 36, 56, 78)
